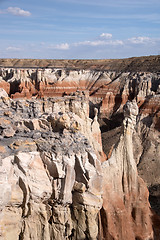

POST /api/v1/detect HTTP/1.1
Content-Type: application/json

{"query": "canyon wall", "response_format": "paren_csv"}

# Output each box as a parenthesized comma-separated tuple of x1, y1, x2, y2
(0, 68, 160, 119)
(0, 56, 160, 239)
(0, 89, 159, 239)
(0, 92, 104, 240)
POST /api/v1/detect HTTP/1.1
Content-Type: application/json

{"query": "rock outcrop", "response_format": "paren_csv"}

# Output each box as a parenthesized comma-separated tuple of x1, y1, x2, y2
(0, 90, 104, 240)
(0, 56, 160, 239)
(0, 68, 160, 122)
(100, 100, 155, 240)
(0, 89, 159, 239)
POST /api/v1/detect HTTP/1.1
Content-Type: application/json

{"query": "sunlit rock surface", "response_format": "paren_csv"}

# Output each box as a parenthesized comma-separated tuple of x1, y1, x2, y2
(100, 100, 154, 240)
(0, 89, 159, 239)
(1, 68, 160, 120)
(0, 55, 160, 239)
(0, 91, 104, 240)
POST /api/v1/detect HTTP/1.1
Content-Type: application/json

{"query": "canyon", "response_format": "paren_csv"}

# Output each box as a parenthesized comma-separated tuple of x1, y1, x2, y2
(0, 56, 160, 239)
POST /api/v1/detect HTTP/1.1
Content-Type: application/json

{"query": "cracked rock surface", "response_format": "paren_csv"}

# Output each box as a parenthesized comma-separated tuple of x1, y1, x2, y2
(0, 91, 104, 240)
(0, 90, 159, 240)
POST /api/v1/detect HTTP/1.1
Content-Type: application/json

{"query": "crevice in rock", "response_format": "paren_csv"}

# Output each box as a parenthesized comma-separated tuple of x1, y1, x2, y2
(18, 177, 29, 217)
(99, 207, 114, 240)
(9, 80, 21, 96)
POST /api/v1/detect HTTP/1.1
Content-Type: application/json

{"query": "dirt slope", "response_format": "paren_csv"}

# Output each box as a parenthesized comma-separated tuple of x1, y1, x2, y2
(0, 55, 160, 72)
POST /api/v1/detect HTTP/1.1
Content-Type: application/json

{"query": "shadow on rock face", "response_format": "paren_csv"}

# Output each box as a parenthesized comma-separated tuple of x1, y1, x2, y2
(149, 184, 160, 216)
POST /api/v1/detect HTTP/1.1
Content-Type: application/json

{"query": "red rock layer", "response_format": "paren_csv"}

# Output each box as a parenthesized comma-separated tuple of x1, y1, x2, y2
(1, 68, 160, 121)
(99, 100, 156, 239)
(0, 80, 10, 95)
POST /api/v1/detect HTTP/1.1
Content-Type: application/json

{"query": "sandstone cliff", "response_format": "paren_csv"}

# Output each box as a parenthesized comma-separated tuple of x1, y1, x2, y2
(0, 67, 160, 119)
(0, 91, 105, 240)
(101, 101, 155, 240)
(0, 56, 160, 240)
(0, 88, 159, 239)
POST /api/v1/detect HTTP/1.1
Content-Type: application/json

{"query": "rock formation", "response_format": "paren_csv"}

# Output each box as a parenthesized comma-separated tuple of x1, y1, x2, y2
(0, 90, 105, 240)
(0, 56, 160, 239)
(0, 68, 160, 121)
(100, 100, 154, 240)
(0, 88, 159, 239)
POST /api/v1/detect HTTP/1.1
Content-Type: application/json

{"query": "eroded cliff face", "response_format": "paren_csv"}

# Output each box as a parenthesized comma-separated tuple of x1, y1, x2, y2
(0, 91, 104, 240)
(0, 88, 159, 240)
(0, 68, 160, 120)
(101, 101, 154, 240)
(0, 56, 160, 239)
